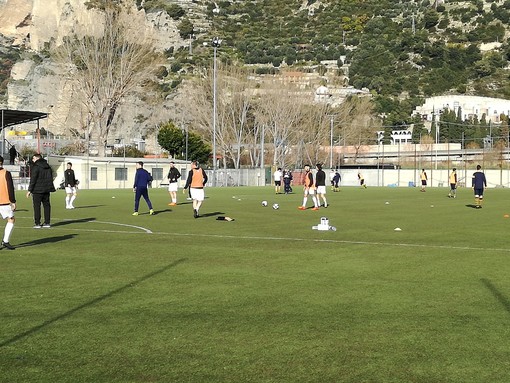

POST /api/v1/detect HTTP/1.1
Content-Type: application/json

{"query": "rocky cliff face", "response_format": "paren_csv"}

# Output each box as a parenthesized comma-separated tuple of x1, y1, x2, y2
(0, 0, 200, 150)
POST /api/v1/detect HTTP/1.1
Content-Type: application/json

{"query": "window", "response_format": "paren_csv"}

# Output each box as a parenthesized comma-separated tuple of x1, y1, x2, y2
(151, 167, 163, 180)
(115, 167, 127, 181)
(91, 167, 97, 181)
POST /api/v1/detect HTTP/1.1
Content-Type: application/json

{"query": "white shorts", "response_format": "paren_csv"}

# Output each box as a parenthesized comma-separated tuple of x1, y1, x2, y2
(190, 188, 205, 202)
(168, 182, 178, 192)
(0, 204, 14, 219)
(65, 186, 77, 194)
(316, 186, 326, 195)
(304, 187, 315, 195)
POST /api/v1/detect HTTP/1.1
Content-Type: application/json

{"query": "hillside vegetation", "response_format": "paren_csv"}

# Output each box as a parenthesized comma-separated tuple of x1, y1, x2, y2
(2, 0, 510, 137)
(156, 1, 510, 117)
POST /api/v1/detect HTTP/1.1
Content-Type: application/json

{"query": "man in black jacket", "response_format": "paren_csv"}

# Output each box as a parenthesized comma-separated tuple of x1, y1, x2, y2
(64, 162, 78, 209)
(26, 153, 55, 228)
(167, 161, 181, 206)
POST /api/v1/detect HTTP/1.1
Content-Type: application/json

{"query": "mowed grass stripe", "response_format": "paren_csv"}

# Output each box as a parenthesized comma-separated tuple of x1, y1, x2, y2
(1, 186, 510, 382)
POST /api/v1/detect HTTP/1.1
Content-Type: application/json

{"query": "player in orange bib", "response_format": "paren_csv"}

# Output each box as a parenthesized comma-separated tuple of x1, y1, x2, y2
(298, 165, 319, 211)
(183, 161, 208, 218)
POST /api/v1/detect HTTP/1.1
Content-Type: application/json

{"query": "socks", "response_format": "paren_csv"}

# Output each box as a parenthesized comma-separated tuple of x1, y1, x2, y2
(3, 221, 13, 243)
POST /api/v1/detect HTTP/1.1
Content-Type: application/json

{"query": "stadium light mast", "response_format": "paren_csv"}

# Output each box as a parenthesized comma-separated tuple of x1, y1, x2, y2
(329, 116, 334, 168)
(212, 37, 222, 187)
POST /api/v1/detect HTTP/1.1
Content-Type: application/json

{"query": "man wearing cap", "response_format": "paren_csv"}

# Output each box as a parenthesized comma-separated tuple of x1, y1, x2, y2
(183, 161, 208, 218)
(448, 168, 457, 198)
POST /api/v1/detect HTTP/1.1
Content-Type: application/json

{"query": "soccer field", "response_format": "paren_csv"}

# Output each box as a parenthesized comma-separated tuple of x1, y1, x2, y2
(1, 185, 510, 382)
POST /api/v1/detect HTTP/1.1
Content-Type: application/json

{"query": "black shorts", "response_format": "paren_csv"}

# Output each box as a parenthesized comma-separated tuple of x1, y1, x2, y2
(450, 183, 456, 190)
(421, 180, 427, 186)
(274, 181, 281, 186)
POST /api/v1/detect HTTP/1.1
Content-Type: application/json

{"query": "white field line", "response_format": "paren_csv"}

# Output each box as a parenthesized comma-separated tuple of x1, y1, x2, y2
(16, 220, 510, 253)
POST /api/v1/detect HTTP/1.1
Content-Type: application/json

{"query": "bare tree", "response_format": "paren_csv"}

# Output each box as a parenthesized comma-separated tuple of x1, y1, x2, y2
(338, 96, 379, 162)
(183, 63, 256, 168)
(298, 103, 332, 166)
(54, 1, 161, 156)
(254, 84, 304, 167)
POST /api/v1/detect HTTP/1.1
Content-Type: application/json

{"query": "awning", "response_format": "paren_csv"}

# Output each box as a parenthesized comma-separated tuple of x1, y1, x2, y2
(0, 109, 48, 129)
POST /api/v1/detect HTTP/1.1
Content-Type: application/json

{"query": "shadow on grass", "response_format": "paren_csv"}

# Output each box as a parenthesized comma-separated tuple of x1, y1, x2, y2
(15, 234, 78, 248)
(199, 211, 224, 218)
(52, 218, 96, 227)
(0, 258, 187, 348)
(481, 278, 510, 314)
(465, 204, 480, 209)
(72, 205, 106, 209)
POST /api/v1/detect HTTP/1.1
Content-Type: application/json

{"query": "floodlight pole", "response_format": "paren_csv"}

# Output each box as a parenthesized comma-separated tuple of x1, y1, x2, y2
(212, 37, 222, 187)
(329, 116, 334, 168)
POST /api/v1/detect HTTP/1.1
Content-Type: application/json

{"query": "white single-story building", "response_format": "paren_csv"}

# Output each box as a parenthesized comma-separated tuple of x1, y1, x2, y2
(414, 95, 510, 123)
(47, 155, 191, 190)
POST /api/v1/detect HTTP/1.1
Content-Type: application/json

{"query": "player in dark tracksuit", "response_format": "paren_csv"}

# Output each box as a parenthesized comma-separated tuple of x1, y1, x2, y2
(283, 169, 293, 194)
(133, 161, 154, 215)
(333, 171, 341, 192)
(472, 164, 487, 209)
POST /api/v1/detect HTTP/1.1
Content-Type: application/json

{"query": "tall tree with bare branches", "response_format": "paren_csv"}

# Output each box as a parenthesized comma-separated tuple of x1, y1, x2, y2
(298, 103, 333, 167)
(184, 63, 255, 168)
(254, 84, 304, 167)
(55, 0, 161, 156)
(338, 96, 379, 162)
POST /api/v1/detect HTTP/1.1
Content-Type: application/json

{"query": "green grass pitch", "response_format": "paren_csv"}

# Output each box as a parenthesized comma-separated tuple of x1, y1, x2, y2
(1, 185, 510, 382)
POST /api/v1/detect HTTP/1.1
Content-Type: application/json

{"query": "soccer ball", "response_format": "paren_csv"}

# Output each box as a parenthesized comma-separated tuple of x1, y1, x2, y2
(261, 200, 268, 207)
(272, 203, 279, 210)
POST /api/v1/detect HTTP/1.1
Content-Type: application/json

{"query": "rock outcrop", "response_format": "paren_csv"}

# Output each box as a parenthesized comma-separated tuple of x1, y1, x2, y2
(0, 0, 202, 149)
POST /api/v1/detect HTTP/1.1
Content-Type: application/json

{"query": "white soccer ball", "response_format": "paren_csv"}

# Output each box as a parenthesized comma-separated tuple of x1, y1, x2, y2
(272, 203, 279, 210)
(261, 200, 268, 207)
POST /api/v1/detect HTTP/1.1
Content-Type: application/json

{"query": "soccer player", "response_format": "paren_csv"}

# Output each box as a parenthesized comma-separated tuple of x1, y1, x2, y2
(333, 170, 341, 192)
(448, 168, 457, 198)
(132, 161, 154, 216)
(64, 162, 78, 209)
(167, 161, 181, 206)
(472, 164, 487, 209)
(315, 163, 328, 208)
(358, 171, 367, 188)
(329, 169, 336, 191)
(0, 155, 16, 250)
(298, 165, 319, 211)
(273, 167, 282, 194)
(420, 169, 428, 192)
(184, 160, 208, 218)
(283, 169, 293, 194)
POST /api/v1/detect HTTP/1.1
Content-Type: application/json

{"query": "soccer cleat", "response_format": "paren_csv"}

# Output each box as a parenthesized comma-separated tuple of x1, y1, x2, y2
(311, 207, 319, 211)
(149, 209, 155, 215)
(168, 202, 177, 206)
(1, 241, 15, 250)
(33, 224, 42, 229)
(132, 212, 138, 216)
(298, 206, 306, 210)
(42, 224, 51, 228)
(193, 209, 199, 218)
(324, 203, 328, 208)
